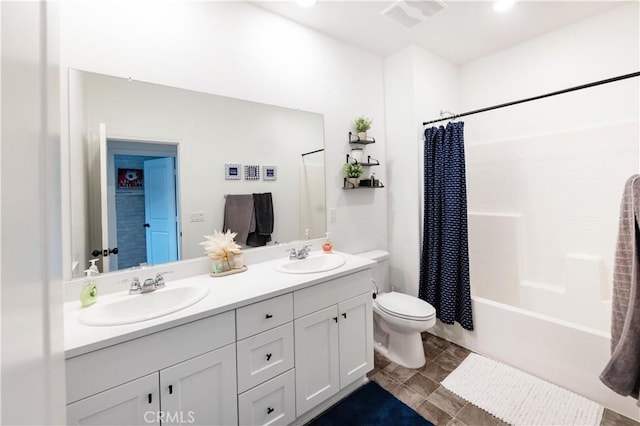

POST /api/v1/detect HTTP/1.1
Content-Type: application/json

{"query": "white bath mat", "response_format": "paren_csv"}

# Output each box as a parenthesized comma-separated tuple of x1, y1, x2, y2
(441, 353, 604, 426)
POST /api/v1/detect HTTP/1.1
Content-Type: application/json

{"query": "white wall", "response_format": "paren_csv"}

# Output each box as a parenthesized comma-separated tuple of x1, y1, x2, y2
(59, 0, 388, 280)
(384, 45, 459, 296)
(1, 2, 66, 423)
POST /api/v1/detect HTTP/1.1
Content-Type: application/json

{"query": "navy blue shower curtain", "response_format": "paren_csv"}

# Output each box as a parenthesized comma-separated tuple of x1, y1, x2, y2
(419, 121, 474, 331)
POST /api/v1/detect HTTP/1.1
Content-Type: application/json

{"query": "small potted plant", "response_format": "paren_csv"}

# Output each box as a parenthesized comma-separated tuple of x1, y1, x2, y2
(354, 116, 372, 140)
(343, 162, 364, 188)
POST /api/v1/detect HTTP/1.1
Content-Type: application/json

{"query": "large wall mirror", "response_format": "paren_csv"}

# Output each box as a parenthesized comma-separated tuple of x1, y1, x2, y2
(68, 69, 326, 279)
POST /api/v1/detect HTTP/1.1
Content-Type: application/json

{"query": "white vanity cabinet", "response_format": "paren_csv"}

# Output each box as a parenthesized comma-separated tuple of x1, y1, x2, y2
(66, 311, 238, 426)
(65, 262, 375, 426)
(293, 271, 373, 417)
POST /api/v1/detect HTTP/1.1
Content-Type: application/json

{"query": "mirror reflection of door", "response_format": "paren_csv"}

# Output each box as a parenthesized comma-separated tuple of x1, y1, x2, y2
(143, 157, 179, 266)
(102, 138, 179, 272)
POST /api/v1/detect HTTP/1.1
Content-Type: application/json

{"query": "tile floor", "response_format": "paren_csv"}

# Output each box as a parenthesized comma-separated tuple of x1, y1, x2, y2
(366, 333, 640, 426)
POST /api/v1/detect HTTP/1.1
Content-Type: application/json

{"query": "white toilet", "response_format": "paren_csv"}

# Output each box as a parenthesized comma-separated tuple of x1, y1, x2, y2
(359, 250, 436, 369)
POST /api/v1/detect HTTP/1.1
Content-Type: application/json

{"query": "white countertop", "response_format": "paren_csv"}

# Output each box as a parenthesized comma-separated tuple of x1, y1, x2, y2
(64, 251, 374, 359)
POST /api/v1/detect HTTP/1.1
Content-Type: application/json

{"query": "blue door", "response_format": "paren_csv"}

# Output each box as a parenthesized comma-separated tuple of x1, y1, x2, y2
(144, 157, 178, 265)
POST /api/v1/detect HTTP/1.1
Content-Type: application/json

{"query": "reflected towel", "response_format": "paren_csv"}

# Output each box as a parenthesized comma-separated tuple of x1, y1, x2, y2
(600, 174, 640, 403)
(247, 193, 274, 247)
(223, 194, 255, 245)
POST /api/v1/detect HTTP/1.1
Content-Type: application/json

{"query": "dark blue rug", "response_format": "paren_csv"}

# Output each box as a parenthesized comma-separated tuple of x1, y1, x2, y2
(307, 382, 435, 426)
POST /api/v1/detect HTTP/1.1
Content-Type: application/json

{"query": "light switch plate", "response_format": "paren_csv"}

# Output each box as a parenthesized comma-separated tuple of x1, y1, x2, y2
(190, 212, 205, 223)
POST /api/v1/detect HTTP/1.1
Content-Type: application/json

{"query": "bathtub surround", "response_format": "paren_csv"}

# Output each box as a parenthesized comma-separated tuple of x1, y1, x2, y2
(420, 122, 473, 331)
(600, 174, 640, 403)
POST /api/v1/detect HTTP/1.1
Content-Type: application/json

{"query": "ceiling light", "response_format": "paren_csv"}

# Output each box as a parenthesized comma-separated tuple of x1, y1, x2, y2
(494, 0, 515, 12)
(297, 0, 317, 7)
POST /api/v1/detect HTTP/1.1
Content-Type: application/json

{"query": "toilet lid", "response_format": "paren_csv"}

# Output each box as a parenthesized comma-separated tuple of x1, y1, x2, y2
(376, 292, 436, 320)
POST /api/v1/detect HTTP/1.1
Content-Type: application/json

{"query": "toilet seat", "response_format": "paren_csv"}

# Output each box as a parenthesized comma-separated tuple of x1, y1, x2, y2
(375, 292, 436, 321)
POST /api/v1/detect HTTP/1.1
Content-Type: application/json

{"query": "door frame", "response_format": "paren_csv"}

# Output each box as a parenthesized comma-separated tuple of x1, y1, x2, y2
(106, 137, 181, 270)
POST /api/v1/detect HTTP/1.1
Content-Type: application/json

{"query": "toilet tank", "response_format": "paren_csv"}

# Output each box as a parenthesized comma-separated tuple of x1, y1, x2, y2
(357, 250, 389, 292)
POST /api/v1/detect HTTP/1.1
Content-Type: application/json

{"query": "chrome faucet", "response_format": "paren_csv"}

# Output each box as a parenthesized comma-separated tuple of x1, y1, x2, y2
(154, 271, 172, 289)
(123, 271, 172, 295)
(289, 245, 312, 260)
(141, 278, 157, 293)
(123, 277, 142, 295)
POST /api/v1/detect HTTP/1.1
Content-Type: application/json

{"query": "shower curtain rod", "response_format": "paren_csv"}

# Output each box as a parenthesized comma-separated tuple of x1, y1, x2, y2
(422, 71, 640, 126)
(301, 148, 324, 157)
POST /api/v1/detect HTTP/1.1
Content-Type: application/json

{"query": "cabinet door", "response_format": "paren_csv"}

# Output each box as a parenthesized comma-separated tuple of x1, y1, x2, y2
(160, 344, 237, 426)
(294, 305, 339, 417)
(338, 292, 373, 388)
(66, 373, 159, 425)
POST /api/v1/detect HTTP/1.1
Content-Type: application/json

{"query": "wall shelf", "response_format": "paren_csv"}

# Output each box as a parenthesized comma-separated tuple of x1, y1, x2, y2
(343, 178, 384, 190)
(348, 132, 375, 144)
(343, 132, 383, 190)
(345, 154, 380, 167)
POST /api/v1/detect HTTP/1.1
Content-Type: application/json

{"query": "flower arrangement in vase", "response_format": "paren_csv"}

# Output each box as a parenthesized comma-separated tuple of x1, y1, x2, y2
(200, 230, 245, 274)
(343, 162, 364, 188)
(354, 116, 372, 140)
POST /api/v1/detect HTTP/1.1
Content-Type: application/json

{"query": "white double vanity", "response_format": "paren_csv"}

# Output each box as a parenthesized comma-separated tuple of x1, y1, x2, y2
(64, 250, 375, 425)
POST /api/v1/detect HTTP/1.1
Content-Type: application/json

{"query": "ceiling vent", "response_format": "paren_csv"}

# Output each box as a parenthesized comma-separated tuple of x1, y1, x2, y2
(380, 0, 447, 28)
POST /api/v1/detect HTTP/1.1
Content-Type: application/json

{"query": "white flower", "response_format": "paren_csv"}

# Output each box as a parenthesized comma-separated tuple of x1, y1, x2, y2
(200, 230, 242, 260)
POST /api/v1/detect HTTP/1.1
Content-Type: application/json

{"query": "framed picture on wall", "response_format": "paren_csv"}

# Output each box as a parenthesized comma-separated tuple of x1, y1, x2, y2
(244, 165, 260, 180)
(117, 168, 144, 190)
(225, 163, 241, 180)
(263, 166, 277, 181)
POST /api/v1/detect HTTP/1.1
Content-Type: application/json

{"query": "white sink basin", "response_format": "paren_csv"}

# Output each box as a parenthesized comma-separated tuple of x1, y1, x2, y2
(275, 253, 346, 274)
(79, 286, 209, 326)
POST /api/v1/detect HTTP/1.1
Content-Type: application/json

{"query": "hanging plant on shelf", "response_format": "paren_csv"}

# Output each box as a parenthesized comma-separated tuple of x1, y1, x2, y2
(354, 116, 372, 140)
(343, 162, 364, 188)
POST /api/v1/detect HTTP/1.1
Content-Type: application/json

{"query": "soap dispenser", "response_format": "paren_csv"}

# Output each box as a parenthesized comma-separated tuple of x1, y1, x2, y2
(322, 232, 333, 254)
(88, 258, 100, 276)
(80, 270, 98, 308)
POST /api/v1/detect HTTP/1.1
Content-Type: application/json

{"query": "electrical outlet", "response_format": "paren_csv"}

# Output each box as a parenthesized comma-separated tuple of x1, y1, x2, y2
(190, 212, 205, 223)
(329, 208, 336, 224)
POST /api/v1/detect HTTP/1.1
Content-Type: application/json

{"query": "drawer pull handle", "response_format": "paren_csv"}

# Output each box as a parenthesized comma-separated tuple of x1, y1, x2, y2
(266, 353, 272, 361)
(342, 313, 347, 319)
(265, 314, 273, 319)
(333, 317, 338, 323)
(148, 393, 152, 404)
(169, 385, 173, 395)
(267, 407, 275, 415)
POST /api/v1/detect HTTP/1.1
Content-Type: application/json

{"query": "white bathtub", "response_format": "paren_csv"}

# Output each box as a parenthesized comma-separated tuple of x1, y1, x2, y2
(428, 296, 640, 421)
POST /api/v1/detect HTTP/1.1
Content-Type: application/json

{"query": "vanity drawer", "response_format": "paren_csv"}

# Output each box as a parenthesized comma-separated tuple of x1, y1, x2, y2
(237, 322, 294, 393)
(294, 270, 371, 318)
(236, 293, 293, 340)
(238, 369, 295, 426)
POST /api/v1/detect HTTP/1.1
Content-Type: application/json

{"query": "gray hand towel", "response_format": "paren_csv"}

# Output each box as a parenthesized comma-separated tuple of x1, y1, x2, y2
(223, 194, 255, 246)
(600, 174, 640, 403)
